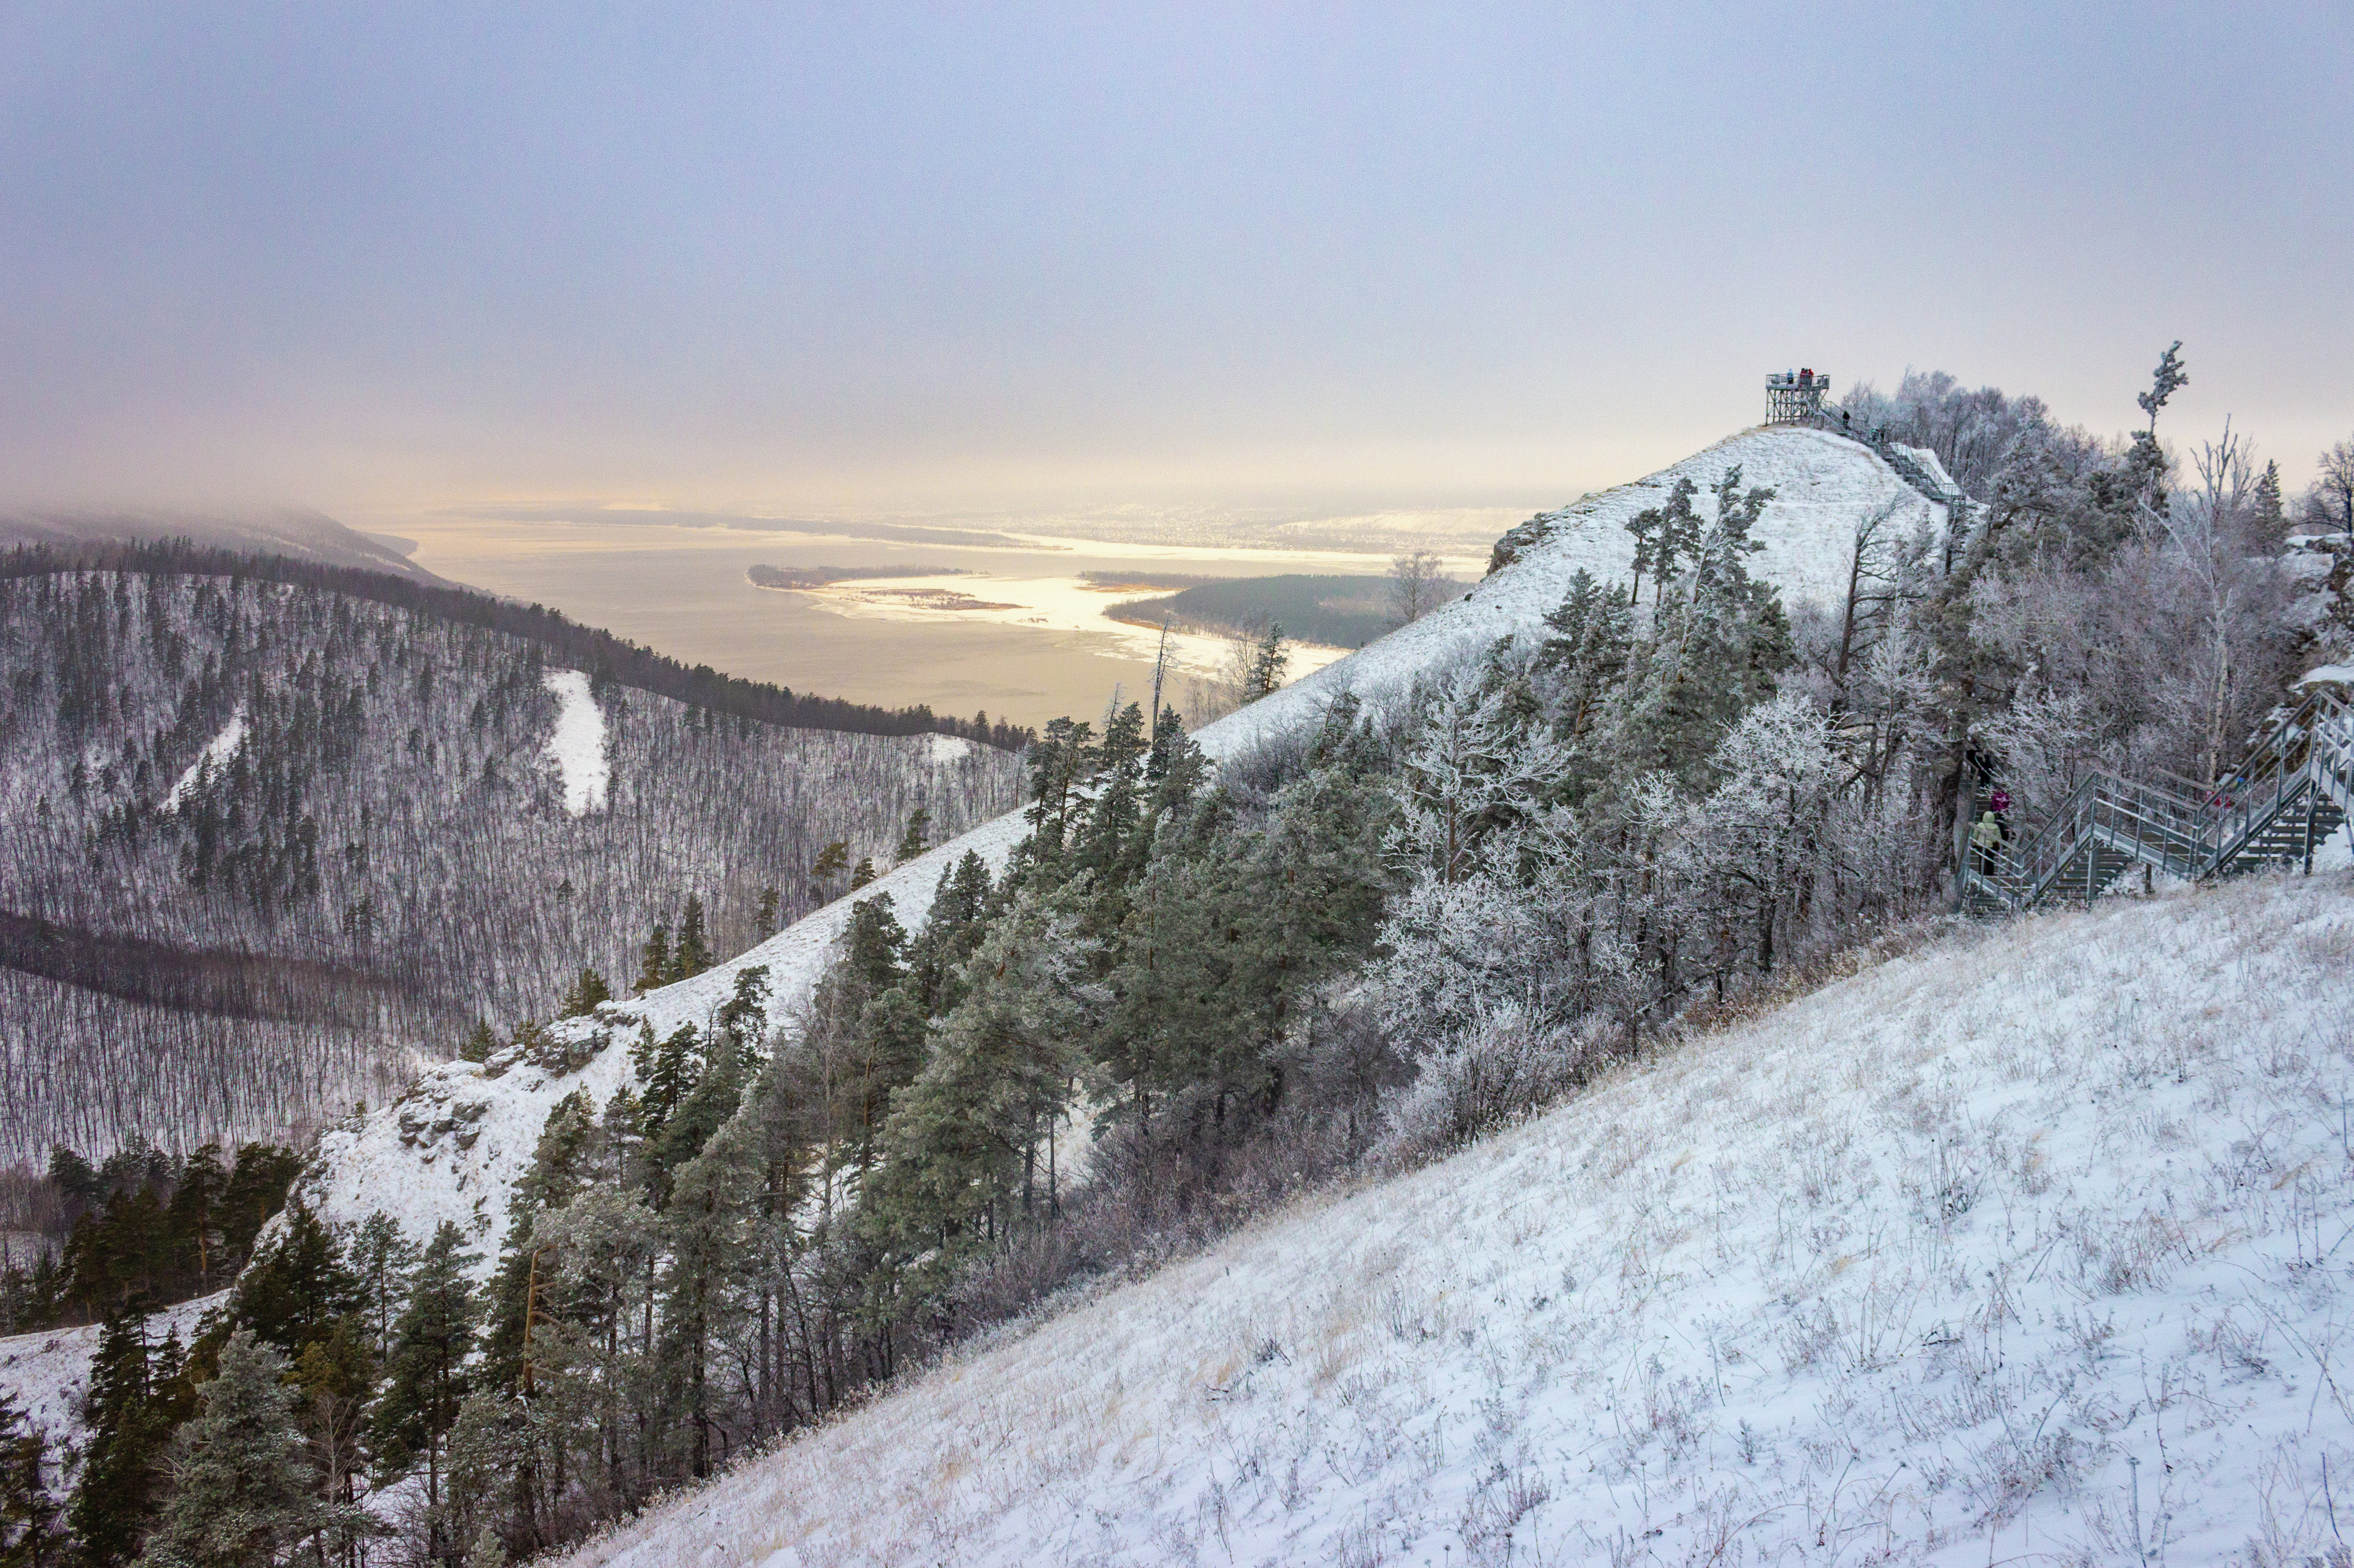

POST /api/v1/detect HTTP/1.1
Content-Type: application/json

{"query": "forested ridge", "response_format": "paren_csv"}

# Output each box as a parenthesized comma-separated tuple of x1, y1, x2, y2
(0, 567, 1024, 1162)
(8, 355, 2353, 1567)
(2, 540, 1036, 752)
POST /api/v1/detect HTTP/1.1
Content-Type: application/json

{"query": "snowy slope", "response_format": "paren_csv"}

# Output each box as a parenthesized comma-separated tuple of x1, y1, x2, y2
(0, 1292, 222, 1449)
(293, 425, 1949, 1262)
(539, 669, 611, 816)
(564, 872, 2354, 1568)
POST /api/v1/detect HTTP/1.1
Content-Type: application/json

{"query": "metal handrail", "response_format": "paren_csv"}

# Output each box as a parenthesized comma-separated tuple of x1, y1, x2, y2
(1968, 687, 2351, 914)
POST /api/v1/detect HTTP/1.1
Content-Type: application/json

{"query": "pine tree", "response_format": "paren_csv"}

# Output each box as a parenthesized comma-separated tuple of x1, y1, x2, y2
(216, 1145, 302, 1265)
(137, 1330, 332, 1568)
(162, 1147, 226, 1294)
(1625, 503, 1663, 605)
(286, 1319, 381, 1565)
(2124, 339, 2189, 513)
(714, 965, 772, 1066)
(753, 886, 781, 940)
(1536, 570, 1635, 757)
(655, 1090, 757, 1479)
(1244, 624, 1290, 701)
(847, 856, 877, 890)
(371, 1223, 476, 1561)
(672, 895, 713, 980)
(558, 967, 611, 1018)
(349, 1212, 418, 1362)
(2254, 458, 2286, 539)
(1071, 702, 1147, 883)
(908, 853, 994, 1015)
(68, 1309, 170, 1568)
(809, 841, 849, 898)
(894, 808, 931, 864)
(864, 909, 1084, 1286)
(230, 1205, 359, 1359)
(457, 1021, 499, 1063)
(637, 1025, 703, 1164)
(1022, 717, 1095, 860)
(634, 923, 671, 995)
(0, 1389, 59, 1566)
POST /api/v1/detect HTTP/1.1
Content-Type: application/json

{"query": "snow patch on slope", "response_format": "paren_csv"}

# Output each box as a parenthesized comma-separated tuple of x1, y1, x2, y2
(564, 873, 2354, 1568)
(540, 669, 609, 816)
(294, 425, 1956, 1265)
(164, 707, 247, 810)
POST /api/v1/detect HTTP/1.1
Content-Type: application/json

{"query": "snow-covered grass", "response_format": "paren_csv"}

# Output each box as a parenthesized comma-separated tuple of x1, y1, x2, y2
(539, 668, 610, 816)
(563, 871, 2354, 1567)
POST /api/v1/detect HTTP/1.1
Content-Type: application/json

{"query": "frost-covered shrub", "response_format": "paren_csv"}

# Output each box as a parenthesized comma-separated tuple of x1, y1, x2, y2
(1380, 1005, 1589, 1159)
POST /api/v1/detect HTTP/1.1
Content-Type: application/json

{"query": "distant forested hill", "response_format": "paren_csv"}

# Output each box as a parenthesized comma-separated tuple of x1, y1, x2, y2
(0, 565, 1025, 1162)
(1109, 573, 1402, 648)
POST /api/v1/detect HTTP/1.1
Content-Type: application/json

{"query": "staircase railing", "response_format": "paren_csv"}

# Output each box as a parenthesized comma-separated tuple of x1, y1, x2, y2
(2195, 689, 2354, 868)
(1967, 686, 2353, 914)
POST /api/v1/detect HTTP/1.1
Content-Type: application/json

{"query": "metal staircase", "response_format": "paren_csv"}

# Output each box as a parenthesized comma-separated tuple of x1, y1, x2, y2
(1962, 687, 2354, 915)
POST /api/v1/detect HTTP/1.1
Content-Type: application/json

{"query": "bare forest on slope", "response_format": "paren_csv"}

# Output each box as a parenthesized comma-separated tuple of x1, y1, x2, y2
(0, 570, 1024, 1162)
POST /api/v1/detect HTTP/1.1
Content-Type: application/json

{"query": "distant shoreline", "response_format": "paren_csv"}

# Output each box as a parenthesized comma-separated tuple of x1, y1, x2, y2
(746, 563, 971, 591)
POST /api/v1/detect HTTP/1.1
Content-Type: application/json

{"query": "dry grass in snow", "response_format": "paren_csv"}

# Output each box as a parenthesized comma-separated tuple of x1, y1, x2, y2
(567, 872, 2354, 1567)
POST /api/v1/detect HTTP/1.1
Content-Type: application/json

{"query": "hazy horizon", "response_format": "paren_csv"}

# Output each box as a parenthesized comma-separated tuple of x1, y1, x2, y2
(4, 6, 2349, 524)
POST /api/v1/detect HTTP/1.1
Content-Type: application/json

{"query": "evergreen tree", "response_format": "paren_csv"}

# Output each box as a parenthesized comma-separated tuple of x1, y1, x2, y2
(907, 853, 994, 1015)
(46, 1149, 101, 1228)
(654, 1030, 745, 1196)
(287, 1319, 380, 1565)
(714, 965, 772, 1066)
(370, 1222, 477, 1559)
(2253, 457, 2286, 539)
(2123, 338, 2188, 513)
(161, 1147, 226, 1293)
(655, 1104, 757, 1479)
(864, 908, 1085, 1291)
(847, 856, 877, 890)
(136, 1330, 333, 1568)
(809, 840, 850, 898)
(672, 895, 714, 981)
(230, 1205, 360, 1359)
(68, 1309, 172, 1568)
(841, 897, 908, 994)
(557, 967, 611, 1018)
(216, 1145, 302, 1265)
(1243, 624, 1290, 701)
(0, 1389, 58, 1566)
(1536, 571, 1635, 756)
(349, 1212, 418, 1362)
(894, 808, 931, 864)
(457, 1021, 499, 1064)
(1070, 702, 1148, 884)
(636, 1026, 703, 1170)
(1022, 717, 1095, 861)
(753, 885, 782, 940)
(634, 922, 671, 994)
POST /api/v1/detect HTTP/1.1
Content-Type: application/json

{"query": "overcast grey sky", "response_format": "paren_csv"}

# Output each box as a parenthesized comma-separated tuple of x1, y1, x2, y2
(3, 3, 2348, 521)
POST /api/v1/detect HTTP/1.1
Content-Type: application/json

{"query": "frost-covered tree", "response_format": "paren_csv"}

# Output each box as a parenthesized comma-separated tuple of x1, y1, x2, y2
(135, 1331, 342, 1568)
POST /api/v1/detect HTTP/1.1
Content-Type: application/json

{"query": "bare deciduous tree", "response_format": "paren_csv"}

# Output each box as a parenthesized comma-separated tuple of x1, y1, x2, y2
(1388, 551, 1455, 628)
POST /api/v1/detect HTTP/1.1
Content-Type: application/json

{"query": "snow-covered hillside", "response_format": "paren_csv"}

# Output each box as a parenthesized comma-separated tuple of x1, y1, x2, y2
(0, 1292, 221, 1449)
(0, 569, 1023, 1160)
(293, 424, 1955, 1264)
(564, 871, 2354, 1567)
